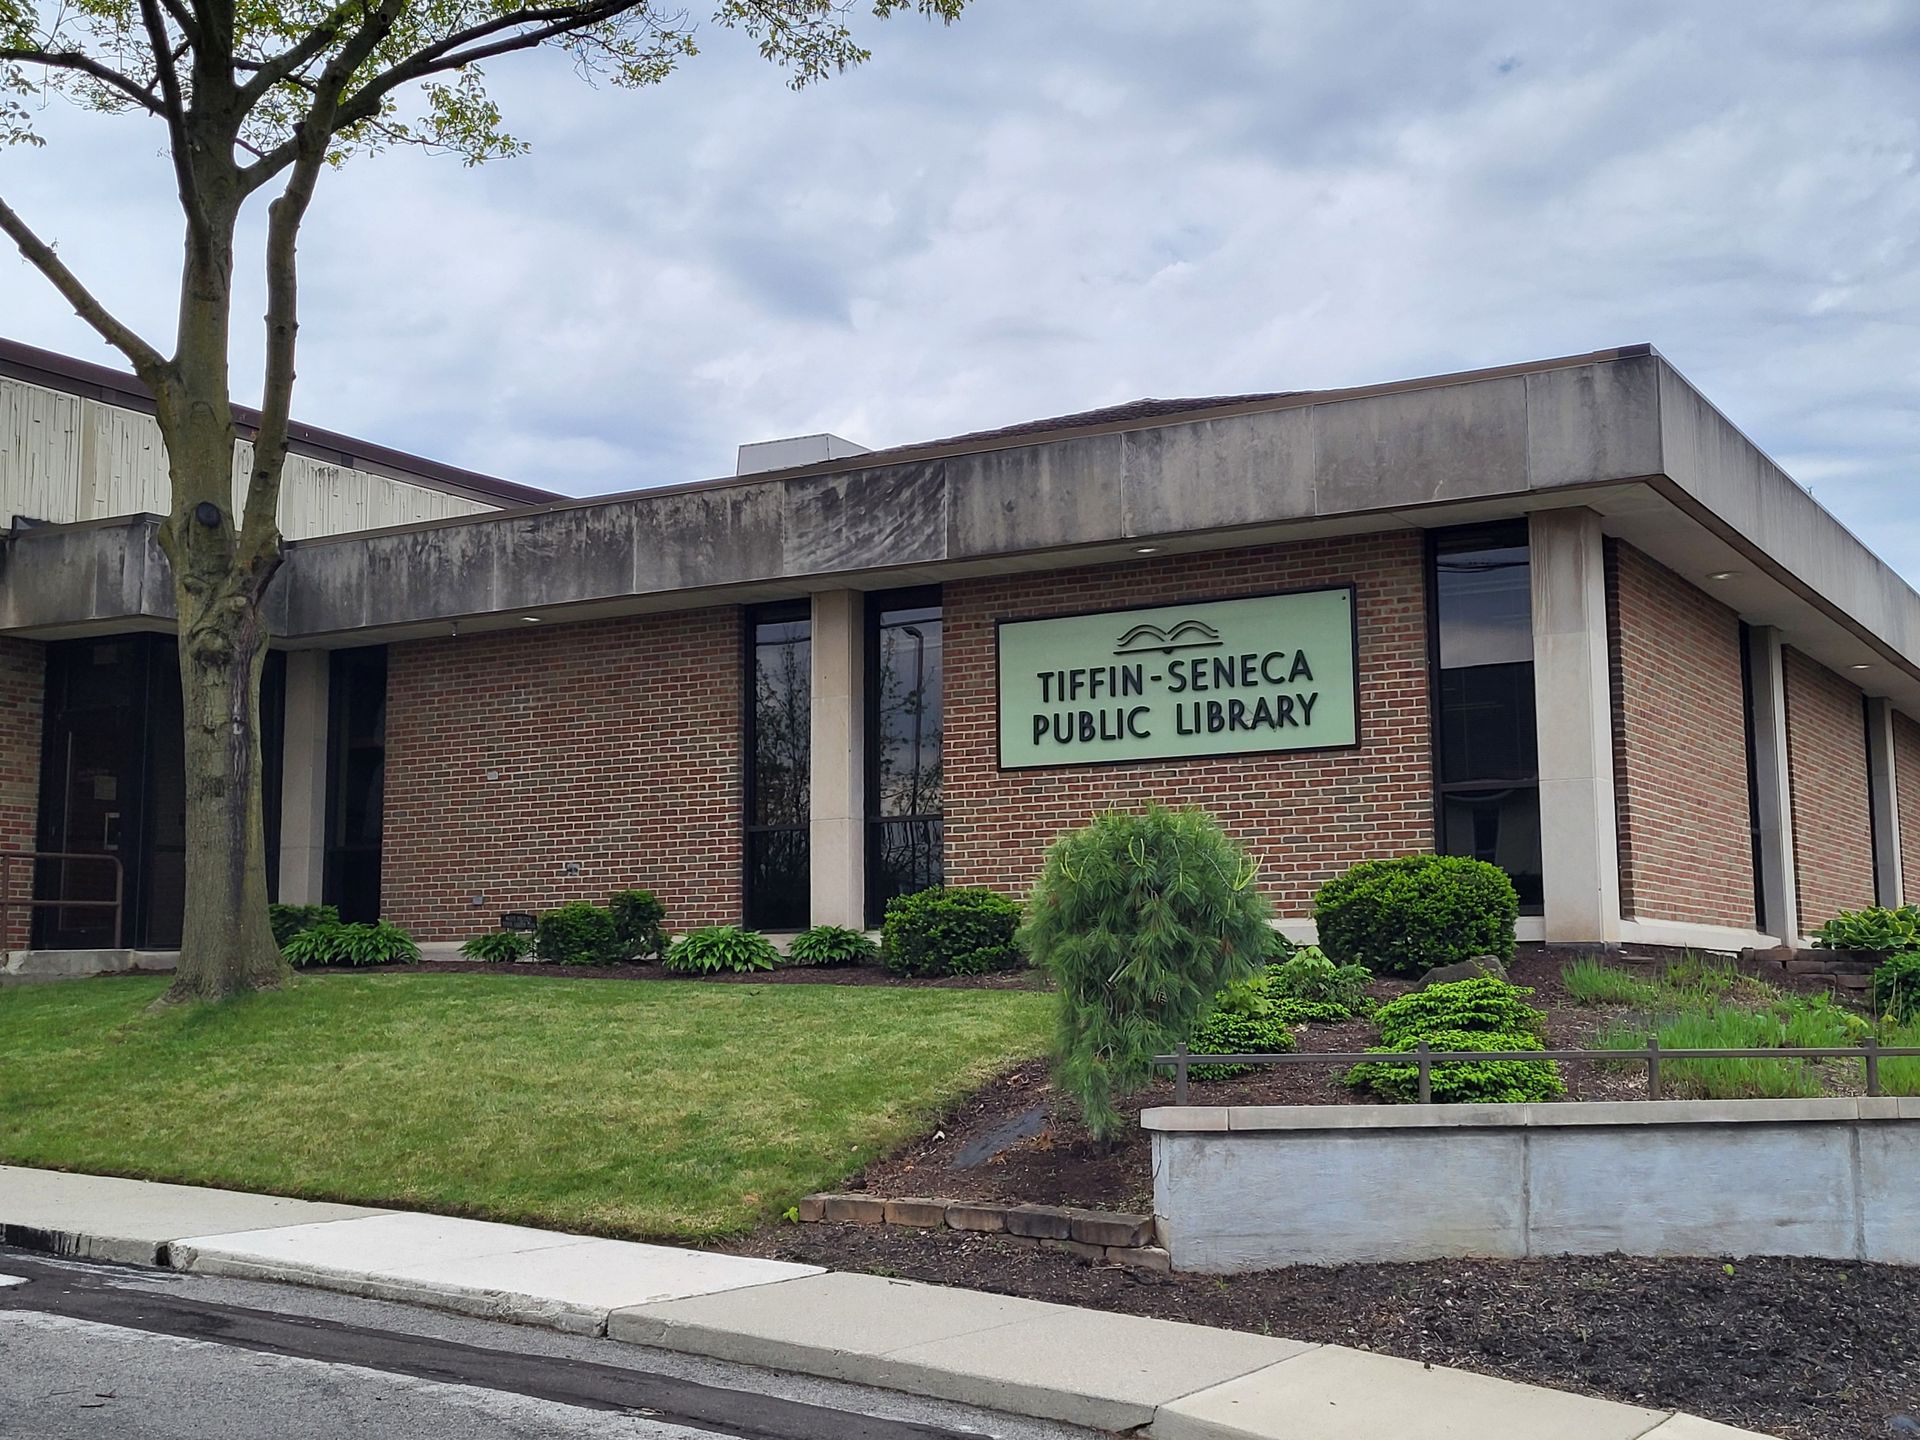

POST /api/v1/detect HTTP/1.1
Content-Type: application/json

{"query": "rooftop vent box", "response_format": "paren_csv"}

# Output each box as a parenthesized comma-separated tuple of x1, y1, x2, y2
(735, 433, 871, 477)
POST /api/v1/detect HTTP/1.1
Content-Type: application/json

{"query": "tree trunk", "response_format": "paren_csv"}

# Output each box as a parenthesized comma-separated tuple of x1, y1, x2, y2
(154, 199, 291, 1004)
(167, 581, 285, 1001)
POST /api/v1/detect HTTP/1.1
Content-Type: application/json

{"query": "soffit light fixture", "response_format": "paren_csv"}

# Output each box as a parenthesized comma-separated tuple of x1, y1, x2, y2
(1707, 570, 1738, 581)
(521, 616, 542, 624)
(1135, 546, 1161, 555)
(1851, 663, 1872, 670)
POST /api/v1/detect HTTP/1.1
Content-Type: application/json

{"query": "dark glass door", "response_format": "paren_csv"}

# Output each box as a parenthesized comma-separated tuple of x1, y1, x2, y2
(36, 639, 149, 948)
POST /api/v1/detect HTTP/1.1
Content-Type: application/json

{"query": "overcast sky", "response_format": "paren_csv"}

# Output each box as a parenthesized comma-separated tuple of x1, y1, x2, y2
(5, 2, 1919, 571)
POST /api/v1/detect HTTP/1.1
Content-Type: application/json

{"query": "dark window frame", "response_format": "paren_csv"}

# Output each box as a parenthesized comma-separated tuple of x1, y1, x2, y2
(323, 645, 387, 923)
(864, 586, 944, 927)
(743, 601, 812, 931)
(1426, 521, 1544, 915)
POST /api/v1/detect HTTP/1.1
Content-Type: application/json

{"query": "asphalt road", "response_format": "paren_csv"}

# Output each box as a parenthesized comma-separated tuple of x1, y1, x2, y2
(0, 1249, 1100, 1440)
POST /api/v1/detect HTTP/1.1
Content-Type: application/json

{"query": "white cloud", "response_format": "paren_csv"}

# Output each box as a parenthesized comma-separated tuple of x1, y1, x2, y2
(4, 0, 1919, 575)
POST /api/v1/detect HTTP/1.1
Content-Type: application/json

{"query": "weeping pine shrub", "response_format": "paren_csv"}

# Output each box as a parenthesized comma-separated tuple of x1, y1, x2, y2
(1021, 805, 1274, 1141)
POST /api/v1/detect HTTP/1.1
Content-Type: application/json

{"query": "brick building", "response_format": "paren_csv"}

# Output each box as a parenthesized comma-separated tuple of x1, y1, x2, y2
(2, 341, 1915, 963)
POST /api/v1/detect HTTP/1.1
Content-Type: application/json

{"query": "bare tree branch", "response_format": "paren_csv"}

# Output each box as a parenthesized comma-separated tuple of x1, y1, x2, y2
(134, 0, 209, 239)
(0, 47, 167, 115)
(0, 192, 167, 379)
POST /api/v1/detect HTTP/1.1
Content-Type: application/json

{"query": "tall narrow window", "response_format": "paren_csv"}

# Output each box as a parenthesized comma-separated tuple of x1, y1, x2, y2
(1430, 524, 1543, 911)
(324, 646, 387, 923)
(865, 589, 942, 925)
(746, 604, 811, 930)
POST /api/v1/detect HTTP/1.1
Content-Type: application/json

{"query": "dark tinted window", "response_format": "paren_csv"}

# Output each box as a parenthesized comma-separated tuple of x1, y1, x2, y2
(325, 646, 387, 923)
(1431, 526, 1542, 912)
(746, 606, 810, 929)
(866, 590, 943, 925)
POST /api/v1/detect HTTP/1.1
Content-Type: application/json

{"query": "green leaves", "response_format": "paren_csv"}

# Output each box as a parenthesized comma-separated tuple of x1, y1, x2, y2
(1313, 855, 1519, 978)
(664, 924, 779, 974)
(788, 924, 879, 967)
(1022, 805, 1273, 1139)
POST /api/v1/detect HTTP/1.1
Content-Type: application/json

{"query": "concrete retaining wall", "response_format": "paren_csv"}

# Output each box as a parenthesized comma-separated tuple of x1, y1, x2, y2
(1145, 1099, 1920, 1272)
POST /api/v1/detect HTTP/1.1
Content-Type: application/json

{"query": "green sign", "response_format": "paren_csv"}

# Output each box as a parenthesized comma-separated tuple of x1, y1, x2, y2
(996, 587, 1358, 769)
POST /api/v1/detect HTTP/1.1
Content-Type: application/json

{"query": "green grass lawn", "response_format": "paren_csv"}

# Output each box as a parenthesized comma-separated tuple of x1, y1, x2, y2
(0, 974, 1052, 1241)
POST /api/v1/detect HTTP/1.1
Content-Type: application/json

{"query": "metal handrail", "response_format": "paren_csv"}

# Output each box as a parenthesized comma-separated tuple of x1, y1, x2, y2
(0, 850, 124, 949)
(1156, 1036, 1920, 1105)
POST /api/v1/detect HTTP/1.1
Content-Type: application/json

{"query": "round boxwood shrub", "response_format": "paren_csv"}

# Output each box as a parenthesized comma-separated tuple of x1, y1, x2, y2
(881, 886, 1023, 979)
(665, 925, 779, 975)
(609, 889, 668, 960)
(534, 901, 623, 966)
(1021, 805, 1272, 1137)
(1313, 854, 1518, 977)
(787, 924, 878, 967)
(1346, 1029, 1565, 1104)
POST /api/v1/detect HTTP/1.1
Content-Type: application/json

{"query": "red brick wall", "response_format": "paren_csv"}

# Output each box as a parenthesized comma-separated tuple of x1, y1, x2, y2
(0, 638, 44, 949)
(942, 534, 1432, 917)
(382, 610, 743, 940)
(1896, 712, 1920, 907)
(1784, 647, 1875, 934)
(1604, 541, 1756, 928)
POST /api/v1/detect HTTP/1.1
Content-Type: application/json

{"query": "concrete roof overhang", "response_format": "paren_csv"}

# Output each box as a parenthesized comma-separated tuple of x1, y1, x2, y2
(5, 344, 1919, 718)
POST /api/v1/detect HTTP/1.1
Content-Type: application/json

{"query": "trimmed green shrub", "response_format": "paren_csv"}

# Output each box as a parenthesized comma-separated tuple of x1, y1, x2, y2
(269, 903, 338, 948)
(1267, 945, 1372, 1013)
(882, 886, 1024, 979)
(281, 919, 419, 969)
(1268, 996, 1356, 1027)
(787, 924, 878, 967)
(1874, 950, 1920, 1024)
(461, 930, 534, 963)
(1815, 905, 1920, 955)
(1313, 854, 1518, 977)
(1021, 805, 1272, 1137)
(609, 889, 668, 960)
(1373, 976, 1548, 1047)
(665, 925, 779, 975)
(1189, 1006, 1298, 1080)
(1347, 1029, 1565, 1103)
(534, 902, 623, 966)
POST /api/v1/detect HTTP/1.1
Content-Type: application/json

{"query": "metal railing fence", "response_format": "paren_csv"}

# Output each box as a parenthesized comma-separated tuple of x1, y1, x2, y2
(0, 850, 124, 950)
(1156, 1037, 1920, 1106)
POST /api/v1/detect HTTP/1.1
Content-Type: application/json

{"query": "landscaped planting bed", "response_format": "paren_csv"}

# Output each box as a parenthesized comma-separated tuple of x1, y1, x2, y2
(739, 1222, 1915, 1440)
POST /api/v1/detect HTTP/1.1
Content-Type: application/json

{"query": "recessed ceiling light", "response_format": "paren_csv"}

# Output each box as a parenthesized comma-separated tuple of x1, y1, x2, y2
(1135, 546, 1160, 555)
(1707, 571, 1738, 581)
(521, 615, 542, 624)
(1851, 663, 1872, 671)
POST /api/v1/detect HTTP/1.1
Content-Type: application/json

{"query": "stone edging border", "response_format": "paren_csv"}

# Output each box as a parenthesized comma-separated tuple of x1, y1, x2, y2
(797, 1193, 1171, 1271)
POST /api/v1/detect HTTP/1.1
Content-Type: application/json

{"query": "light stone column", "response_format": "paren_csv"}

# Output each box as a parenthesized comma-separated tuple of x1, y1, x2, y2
(1866, 695, 1902, 907)
(1746, 625, 1799, 942)
(809, 590, 865, 930)
(277, 649, 330, 906)
(1528, 508, 1622, 944)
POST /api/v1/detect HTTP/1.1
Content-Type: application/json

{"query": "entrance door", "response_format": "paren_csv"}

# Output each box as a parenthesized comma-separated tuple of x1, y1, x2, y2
(36, 641, 149, 948)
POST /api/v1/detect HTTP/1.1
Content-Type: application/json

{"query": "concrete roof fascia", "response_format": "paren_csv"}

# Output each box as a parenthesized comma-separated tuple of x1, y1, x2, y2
(11, 344, 1920, 716)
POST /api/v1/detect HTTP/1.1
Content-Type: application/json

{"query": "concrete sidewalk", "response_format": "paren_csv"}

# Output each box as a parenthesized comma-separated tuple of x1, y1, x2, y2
(0, 1166, 1774, 1439)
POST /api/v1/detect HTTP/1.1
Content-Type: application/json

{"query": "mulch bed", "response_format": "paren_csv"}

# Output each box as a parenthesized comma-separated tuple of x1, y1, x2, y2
(290, 960, 1047, 990)
(736, 1222, 1917, 1440)
(849, 950, 1644, 1213)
